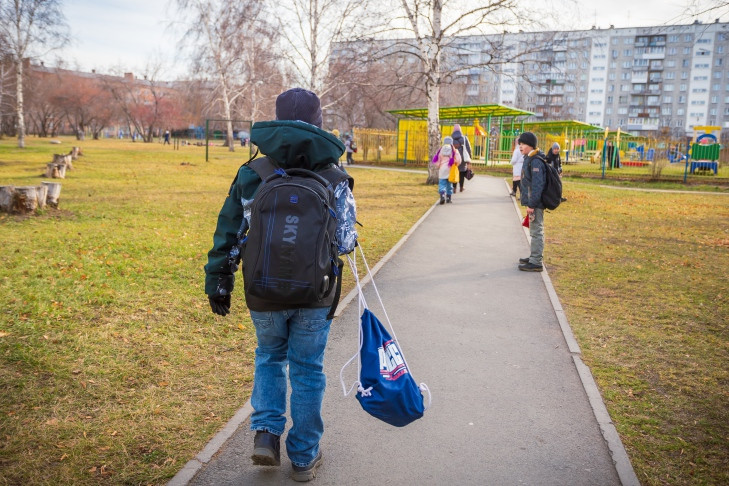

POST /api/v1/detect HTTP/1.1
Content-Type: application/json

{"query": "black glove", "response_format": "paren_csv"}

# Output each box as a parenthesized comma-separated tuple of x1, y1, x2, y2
(209, 294, 231, 316)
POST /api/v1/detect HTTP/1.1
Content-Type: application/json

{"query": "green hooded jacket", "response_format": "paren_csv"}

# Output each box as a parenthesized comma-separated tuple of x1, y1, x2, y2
(204, 120, 346, 299)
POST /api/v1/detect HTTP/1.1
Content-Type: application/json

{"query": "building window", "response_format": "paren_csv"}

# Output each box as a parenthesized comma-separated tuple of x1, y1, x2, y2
(664, 95, 673, 102)
(683, 47, 691, 55)
(684, 34, 693, 42)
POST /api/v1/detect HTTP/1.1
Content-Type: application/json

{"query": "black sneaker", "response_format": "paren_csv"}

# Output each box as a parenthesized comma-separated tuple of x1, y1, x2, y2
(292, 451, 323, 482)
(251, 431, 280, 466)
(519, 257, 530, 264)
(518, 262, 544, 272)
(446, 195, 452, 203)
(439, 195, 445, 205)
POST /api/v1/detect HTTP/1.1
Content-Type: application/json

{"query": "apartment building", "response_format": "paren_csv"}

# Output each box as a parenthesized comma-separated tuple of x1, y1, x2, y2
(447, 20, 729, 136)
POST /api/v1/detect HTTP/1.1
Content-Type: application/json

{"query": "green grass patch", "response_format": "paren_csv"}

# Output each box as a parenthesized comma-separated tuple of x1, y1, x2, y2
(545, 184, 729, 486)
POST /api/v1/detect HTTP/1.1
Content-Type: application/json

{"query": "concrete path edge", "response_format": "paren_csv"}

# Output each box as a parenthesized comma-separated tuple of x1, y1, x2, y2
(507, 180, 640, 486)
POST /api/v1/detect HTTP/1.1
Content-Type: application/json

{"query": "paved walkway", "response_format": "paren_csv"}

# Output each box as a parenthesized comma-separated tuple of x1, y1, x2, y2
(170, 172, 639, 486)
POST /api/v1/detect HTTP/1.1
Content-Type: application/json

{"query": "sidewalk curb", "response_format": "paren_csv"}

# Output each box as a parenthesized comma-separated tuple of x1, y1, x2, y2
(168, 199, 440, 486)
(506, 180, 640, 486)
(167, 401, 254, 486)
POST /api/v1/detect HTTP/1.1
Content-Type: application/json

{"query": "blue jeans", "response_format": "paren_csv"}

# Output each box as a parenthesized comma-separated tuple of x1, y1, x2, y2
(438, 178, 453, 196)
(529, 208, 544, 265)
(249, 307, 331, 467)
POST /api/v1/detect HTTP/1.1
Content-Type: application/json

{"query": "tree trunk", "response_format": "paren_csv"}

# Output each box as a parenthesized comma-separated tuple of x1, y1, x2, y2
(15, 58, 25, 148)
(53, 153, 73, 170)
(45, 162, 66, 178)
(0, 186, 14, 212)
(42, 182, 61, 208)
(12, 186, 38, 213)
(35, 184, 48, 209)
(425, 78, 441, 185)
(70, 146, 82, 160)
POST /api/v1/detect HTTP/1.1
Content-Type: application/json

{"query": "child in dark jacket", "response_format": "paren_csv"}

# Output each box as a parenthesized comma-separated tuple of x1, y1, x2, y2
(517, 132, 547, 272)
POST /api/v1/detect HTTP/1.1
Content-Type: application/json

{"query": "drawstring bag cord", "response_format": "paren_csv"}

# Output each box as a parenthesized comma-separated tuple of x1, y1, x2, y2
(339, 244, 432, 410)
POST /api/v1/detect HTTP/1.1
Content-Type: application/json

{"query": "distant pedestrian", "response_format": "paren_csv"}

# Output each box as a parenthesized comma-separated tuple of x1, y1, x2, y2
(163, 130, 170, 145)
(432, 136, 461, 204)
(517, 132, 547, 272)
(546, 142, 567, 202)
(451, 124, 472, 192)
(344, 136, 355, 165)
(510, 140, 523, 197)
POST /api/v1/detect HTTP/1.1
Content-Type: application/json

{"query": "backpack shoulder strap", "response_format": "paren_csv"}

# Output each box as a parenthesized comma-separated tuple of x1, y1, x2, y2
(246, 156, 277, 181)
(318, 163, 355, 190)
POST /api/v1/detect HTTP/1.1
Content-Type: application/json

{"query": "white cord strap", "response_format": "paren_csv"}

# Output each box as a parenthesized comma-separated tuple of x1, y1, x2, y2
(338, 244, 431, 406)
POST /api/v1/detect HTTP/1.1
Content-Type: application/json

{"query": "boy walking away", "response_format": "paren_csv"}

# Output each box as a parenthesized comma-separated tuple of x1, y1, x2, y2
(517, 132, 547, 272)
(205, 88, 358, 482)
(432, 136, 461, 204)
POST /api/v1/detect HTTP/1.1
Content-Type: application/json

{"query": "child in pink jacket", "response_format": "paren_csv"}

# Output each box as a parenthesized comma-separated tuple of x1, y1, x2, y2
(431, 136, 462, 204)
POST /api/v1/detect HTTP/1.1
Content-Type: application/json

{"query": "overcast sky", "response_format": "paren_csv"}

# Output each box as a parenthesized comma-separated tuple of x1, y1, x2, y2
(52, 0, 727, 78)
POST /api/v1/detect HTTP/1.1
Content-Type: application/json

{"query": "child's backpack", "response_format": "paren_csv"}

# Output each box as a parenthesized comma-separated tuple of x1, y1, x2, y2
(534, 153, 562, 210)
(242, 157, 350, 315)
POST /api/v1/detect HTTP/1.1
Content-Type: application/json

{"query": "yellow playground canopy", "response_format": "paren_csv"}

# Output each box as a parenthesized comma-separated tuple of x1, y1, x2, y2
(388, 104, 533, 120)
(387, 104, 534, 163)
(522, 120, 603, 133)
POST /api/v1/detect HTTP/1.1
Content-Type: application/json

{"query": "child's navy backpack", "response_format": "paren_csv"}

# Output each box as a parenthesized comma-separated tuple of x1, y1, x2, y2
(241, 156, 351, 318)
(340, 245, 431, 427)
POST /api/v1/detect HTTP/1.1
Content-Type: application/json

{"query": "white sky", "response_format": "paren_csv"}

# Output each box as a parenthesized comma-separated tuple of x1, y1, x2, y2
(52, 0, 728, 79)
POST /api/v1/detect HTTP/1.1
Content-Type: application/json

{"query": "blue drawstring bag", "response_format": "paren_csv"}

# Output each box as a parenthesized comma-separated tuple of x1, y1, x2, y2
(340, 246, 431, 427)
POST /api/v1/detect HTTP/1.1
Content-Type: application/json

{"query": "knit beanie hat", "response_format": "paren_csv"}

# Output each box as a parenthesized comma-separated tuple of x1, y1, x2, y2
(444, 136, 453, 145)
(552, 142, 560, 150)
(518, 131, 538, 148)
(441, 144, 452, 156)
(275, 88, 323, 128)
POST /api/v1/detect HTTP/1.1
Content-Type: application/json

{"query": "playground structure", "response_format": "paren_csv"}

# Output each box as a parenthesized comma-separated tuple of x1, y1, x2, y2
(387, 104, 534, 164)
(386, 105, 662, 169)
(688, 126, 721, 175)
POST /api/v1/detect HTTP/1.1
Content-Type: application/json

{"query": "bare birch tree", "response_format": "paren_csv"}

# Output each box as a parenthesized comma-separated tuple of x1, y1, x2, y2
(176, 0, 277, 151)
(0, 0, 68, 147)
(275, 0, 373, 114)
(369, 0, 532, 181)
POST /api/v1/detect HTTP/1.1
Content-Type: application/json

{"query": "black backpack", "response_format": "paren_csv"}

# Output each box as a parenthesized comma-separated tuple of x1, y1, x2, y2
(533, 153, 562, 210)
(242, 157, 349, 315)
